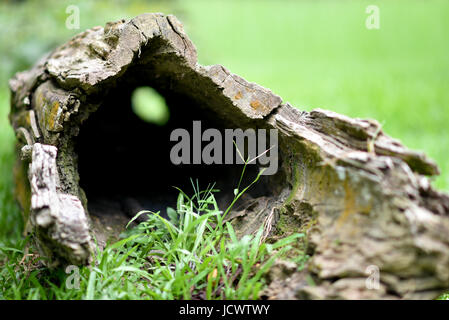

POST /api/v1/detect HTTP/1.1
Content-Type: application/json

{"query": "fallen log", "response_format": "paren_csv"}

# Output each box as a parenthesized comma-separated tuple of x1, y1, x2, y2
(8, 13, 449, 299)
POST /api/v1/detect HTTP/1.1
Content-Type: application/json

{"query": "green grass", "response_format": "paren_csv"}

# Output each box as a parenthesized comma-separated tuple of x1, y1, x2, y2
(0, 90, 23, 248)
(0, 179, 303, 299)
(0, 0, 448, 299)
(438, 293, 449, 301)
(183, 0, 449, 190)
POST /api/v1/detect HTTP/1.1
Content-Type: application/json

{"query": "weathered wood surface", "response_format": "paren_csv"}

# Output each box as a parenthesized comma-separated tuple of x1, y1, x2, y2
(9, 13, 449, 299)
(27, 143, 91, 267)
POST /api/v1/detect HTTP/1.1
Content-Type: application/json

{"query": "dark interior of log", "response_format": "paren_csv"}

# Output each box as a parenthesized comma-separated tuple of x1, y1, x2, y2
(76, 82, 273, 227)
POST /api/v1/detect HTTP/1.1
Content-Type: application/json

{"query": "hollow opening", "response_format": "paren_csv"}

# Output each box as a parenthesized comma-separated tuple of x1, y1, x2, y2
(131, 86, 170, 126)
(76, 82, 274, 233)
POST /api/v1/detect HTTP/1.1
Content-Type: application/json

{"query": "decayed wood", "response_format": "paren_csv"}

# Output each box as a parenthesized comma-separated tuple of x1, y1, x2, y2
(27, 143, 91, 266)
(9, 13, 449, 299)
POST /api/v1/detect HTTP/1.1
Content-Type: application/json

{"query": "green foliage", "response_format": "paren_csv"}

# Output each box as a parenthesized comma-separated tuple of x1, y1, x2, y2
(438, 293, 449, 301)
(0, 90, 23, 249)
(0, 182, 302, 300)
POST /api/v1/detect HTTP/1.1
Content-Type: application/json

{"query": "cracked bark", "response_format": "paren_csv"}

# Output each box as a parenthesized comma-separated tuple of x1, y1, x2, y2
(8, 13, 449, 299)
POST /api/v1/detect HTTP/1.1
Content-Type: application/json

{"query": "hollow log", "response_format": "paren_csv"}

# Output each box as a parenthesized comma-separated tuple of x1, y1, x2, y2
(8, 13, 449, 299)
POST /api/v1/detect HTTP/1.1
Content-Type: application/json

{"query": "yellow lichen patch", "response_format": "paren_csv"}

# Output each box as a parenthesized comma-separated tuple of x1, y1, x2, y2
(336, 179, 357, 227)
(250, 99, 262, 110)
(39, 99, 63, 132)
(250, 99, 271, 114)
(234, 91, 242, 100)
(47, 100, 61, 131)
(336, 178, 373, 228)
(25, 112, 31, 127)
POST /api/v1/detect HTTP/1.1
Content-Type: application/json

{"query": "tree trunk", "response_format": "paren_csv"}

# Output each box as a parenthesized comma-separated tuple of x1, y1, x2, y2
(9, 13, 449, 299)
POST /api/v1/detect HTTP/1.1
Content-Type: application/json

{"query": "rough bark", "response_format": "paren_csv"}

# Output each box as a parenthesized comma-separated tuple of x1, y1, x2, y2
(8, 13, 449, 299)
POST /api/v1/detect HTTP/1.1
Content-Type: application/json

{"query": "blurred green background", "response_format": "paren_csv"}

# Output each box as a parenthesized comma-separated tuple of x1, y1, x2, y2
(0, 0, 448, 244)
